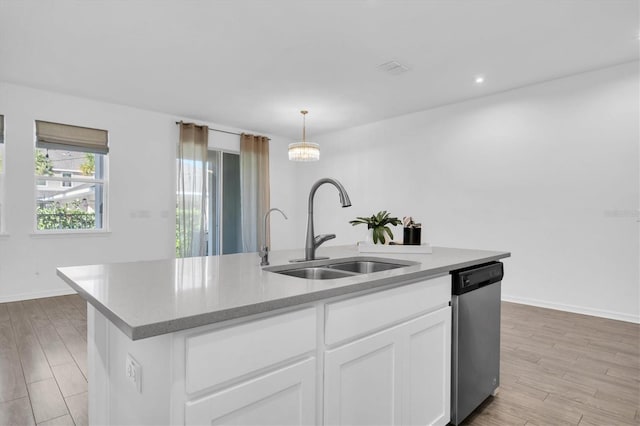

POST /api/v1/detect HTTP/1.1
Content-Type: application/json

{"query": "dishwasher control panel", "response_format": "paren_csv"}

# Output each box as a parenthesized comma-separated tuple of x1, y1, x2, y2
(451, 262, 504, 295)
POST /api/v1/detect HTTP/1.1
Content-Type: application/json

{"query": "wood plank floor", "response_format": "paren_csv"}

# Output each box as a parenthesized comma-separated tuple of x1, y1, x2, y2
(0, 296, 637, 425)
(464, 302, 640, 426)
(0, 295, 87, 426)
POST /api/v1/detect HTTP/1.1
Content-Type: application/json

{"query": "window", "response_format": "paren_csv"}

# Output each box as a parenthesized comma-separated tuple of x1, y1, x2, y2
(62, 172, 72, 187)
(34, 120, 108, 231)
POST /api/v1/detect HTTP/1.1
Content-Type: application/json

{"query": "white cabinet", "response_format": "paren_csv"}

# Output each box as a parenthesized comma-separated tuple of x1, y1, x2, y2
(324, 275, 450, 346)
(89, 275, 451, 426)
(324, 321, 402, 425)
(185, 307, 316, 394)
(324, 303, 451, 426)
(325, 307, 451, 426)
(185, 358, 316, 426)
(403, 307, 451, 426)
(181, 307, 317, 426)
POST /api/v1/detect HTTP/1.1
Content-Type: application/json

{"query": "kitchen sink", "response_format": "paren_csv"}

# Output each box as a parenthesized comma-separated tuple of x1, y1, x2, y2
(277, 267, 355, 280)
(264, 257, 418, 280)
(326, 260, 407, 274)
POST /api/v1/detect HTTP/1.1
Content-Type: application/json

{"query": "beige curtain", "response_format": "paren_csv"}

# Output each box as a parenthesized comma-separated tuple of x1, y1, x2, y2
(177, 122, 208, 258)
(240, 134, 270, 252)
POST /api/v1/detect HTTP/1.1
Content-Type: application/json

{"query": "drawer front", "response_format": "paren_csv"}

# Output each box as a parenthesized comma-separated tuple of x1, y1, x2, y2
(186, 307, 316, 394)
(325, 275, 450, 346)
(185, 357, 316, 426)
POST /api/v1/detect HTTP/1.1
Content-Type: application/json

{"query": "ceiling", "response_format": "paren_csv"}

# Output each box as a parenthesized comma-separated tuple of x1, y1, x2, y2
(0, 0, 638, 140)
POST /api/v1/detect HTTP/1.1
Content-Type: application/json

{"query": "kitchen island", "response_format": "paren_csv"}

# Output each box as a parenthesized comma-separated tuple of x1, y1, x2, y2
(57, 245, 509, 426)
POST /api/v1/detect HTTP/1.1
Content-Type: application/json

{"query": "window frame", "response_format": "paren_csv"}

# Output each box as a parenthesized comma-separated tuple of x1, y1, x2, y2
(0, 114, 5, 234)
(33, 147, 109, 235)
(0, 114, 5, 173)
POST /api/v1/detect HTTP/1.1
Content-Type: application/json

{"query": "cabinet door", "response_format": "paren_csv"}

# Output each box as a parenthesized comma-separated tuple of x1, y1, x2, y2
(402, 307, 451, 426)
(324, 306, 451, 426)
(185, 358, 315, 426)
(324, 327, 402, 426)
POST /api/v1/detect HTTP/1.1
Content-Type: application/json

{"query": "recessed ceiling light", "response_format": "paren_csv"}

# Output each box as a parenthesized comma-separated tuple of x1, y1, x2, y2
(475, 76, 485, 84)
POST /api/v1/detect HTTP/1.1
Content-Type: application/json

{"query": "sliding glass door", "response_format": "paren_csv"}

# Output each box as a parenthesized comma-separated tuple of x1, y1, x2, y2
(205, 150, 241, 255)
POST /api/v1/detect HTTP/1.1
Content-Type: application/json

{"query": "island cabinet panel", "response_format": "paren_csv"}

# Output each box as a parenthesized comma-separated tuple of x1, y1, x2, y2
(324, 275, 449, 347)
(324, 325, 402, 425)
(324, 305, 451, 426)
(88, 277, 452, 425)
(185, 307, 316, 394)
(185, 357, 316, 426)
(403, 306, 451, 426)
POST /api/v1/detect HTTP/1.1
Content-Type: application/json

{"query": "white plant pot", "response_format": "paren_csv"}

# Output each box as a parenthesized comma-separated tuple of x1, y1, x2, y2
(365, 228, 374, 244)
(366, 228, 390, 245)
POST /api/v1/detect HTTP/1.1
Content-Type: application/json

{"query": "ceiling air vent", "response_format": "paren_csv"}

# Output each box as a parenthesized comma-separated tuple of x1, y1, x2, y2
(377, 60, 410, 75)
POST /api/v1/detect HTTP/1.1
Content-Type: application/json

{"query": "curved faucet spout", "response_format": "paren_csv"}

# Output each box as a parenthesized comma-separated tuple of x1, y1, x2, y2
(304, 178, 352, 261)
(260, 208, 288, 266)
(307, 178, 352, 214)
(264, 208, 288, 242)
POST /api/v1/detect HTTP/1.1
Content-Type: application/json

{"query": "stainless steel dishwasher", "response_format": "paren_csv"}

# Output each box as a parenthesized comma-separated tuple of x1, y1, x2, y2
(450, 262, 504, 425)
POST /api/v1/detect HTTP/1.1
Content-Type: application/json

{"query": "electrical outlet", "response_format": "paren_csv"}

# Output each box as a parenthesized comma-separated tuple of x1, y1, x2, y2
(125, 354, 142, 393)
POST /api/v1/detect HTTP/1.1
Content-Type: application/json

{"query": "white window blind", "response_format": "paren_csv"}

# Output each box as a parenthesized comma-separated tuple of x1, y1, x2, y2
(35, 120, 108, 154)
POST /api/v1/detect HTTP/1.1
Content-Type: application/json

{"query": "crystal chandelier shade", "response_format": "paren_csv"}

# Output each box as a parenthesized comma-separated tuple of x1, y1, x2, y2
(288, 110, 320, 161)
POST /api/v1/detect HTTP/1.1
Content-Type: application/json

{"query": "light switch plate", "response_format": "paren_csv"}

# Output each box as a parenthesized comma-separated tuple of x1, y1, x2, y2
(125, 354, 142, 393)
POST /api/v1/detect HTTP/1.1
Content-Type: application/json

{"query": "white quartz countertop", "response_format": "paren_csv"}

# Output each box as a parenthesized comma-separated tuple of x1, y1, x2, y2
(57, 245, 510, 340)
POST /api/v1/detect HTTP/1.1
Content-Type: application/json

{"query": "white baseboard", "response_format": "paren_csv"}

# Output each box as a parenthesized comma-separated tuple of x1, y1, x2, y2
(501, 294, 640, 324)
(0, 288, 77, 303)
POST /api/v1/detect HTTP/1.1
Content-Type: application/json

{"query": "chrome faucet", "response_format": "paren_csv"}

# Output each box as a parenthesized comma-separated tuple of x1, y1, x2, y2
(259, 208, 288, 266)
(300, 178, 351, 261)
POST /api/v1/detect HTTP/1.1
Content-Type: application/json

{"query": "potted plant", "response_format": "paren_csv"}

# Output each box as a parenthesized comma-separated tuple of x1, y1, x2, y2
(349, 210, 401, 244)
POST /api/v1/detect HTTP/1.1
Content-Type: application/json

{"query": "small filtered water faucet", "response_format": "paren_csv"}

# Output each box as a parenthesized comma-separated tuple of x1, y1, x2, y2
(259, 208, 288, 266)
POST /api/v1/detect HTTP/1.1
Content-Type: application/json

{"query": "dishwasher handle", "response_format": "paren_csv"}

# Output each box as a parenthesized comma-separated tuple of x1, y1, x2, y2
(452, 262, 503, 295)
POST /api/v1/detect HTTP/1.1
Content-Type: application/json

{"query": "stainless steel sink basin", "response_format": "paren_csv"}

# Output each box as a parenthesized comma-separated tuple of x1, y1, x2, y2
(264, 257, 418, 280)
(326, 260, 407, 274)
(277, 267, 355, 280)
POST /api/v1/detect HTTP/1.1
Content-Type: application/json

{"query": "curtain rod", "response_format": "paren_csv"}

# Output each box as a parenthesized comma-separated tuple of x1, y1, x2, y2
(175, 121, 269, 140)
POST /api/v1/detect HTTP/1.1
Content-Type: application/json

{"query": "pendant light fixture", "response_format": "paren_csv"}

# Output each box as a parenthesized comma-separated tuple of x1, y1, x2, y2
(288, 110, 320, 161)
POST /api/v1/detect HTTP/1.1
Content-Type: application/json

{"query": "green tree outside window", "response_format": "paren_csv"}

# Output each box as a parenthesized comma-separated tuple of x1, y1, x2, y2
(80, 153, 95, 176)
(35, 150, 53, 176)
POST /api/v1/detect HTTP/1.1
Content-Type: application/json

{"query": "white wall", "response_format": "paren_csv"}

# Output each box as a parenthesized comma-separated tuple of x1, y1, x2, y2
(0, 82, 296, 302)
(2, 63, 637, 321)
(296, 62, 639, 323)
